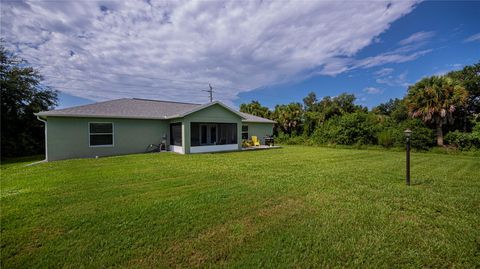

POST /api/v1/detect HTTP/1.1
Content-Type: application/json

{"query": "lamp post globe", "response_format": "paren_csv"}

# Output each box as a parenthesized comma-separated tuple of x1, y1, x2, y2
(404, 128, 412, 138)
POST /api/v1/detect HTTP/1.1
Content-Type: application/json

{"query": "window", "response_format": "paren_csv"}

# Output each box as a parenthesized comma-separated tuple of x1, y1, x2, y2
(170, 123, 182, 146)
(242, 125, 248, 140)
(89, 123, 113, 147)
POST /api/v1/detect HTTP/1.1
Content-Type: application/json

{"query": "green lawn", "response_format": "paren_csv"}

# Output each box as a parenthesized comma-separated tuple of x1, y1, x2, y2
(1, 146, 479, 268)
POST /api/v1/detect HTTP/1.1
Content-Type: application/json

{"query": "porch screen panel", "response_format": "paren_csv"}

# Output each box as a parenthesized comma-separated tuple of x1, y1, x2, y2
(190, 123, 237, 146)
(170, 123, 182, 146)
(190, 123, 200, 146)
(218, 123, 237, 145)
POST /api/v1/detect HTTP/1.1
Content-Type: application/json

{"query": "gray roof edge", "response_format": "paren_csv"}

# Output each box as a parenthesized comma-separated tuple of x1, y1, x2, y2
(34, 113, 169, 120)
(242, 119, 275, 123)
(35, 111, 275, 123)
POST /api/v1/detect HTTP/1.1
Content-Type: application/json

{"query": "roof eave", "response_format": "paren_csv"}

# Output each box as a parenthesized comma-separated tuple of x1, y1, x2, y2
(242, 120, 275, 123)
(33, 113, 170, 120)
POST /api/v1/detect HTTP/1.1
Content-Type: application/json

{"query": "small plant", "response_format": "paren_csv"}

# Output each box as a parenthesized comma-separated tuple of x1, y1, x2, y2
(242, 139, 253, 148)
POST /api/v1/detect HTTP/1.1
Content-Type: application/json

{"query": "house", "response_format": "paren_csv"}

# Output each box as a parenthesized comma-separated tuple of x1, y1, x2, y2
(35, 98, 275, 161)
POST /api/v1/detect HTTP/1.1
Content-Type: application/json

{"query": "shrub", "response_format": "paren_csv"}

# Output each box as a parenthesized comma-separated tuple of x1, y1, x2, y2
(470, 120, 480, 148)
(378, 128, 400, 148)
(445, 131, 472, 149)
(276, 132, 310, 145)
(242, 139, 253, 148)
(445, 122, 480, 150)
(312, 112, 380, 145)
(311, 117, 341, 144)
(396, 119, 436, 150)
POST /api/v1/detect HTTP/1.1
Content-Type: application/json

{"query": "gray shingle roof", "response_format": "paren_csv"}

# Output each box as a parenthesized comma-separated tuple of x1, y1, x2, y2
(239, 112, 275, 123)
(35, 98, 275, 123)
(36, 98, 200, 119)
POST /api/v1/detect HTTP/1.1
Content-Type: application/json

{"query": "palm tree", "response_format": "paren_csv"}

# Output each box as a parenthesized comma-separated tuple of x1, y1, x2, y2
(405, 76, 469, 146)
(273, 102, 303, 135)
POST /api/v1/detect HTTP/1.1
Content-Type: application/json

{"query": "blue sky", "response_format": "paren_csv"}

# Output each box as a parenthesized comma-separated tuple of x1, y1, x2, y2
(237, 1, 480, 109)
(1, 0, 479, 109)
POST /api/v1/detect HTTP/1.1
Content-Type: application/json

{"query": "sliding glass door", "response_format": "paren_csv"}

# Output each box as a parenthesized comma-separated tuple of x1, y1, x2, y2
(200, 124, 217, 145)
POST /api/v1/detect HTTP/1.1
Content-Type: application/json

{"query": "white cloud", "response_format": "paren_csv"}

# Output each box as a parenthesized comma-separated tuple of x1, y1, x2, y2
(363, 87, 384, 94)
(319, 48, 431, 76)
(464, 33, 480, 42)
(376, 71, 410, 87)
(1, 0, 420, 105)
(355, 49, 431, 69)
(375, 67, 394, 77)
(399, 31, 435, 45)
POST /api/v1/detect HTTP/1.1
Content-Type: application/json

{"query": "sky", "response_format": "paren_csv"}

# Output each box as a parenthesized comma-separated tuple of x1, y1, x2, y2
(1, 0, 479, 109)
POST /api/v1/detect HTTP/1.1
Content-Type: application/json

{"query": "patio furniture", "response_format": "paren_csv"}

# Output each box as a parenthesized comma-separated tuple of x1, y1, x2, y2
(145, 143, 161, 153)
(160, 134, 167, 151)
(264, 136, 275, 146)
(251, 136, 260, 146)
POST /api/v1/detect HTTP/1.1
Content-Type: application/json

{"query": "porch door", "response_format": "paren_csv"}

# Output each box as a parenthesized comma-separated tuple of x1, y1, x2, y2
(200, 124, 217, 145)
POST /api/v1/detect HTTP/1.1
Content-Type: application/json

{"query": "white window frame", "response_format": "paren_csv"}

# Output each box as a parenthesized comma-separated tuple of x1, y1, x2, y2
(242, 124, 249, 140)
(88, 122, 114, 147)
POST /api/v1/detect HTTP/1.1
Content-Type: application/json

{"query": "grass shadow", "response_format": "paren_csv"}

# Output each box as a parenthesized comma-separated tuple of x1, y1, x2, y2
(1, 155, 45, 168)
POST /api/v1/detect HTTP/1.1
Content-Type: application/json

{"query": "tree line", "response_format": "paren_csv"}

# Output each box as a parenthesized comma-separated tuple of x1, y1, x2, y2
(240, 62, 480, 150)
(1, 44, 58, 159)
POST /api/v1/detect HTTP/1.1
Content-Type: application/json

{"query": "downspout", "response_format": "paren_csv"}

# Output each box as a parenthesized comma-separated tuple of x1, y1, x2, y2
(36, 116, 48, 161)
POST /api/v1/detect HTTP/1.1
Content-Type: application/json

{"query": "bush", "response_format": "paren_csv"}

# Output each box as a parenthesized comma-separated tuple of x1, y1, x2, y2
(312, 112, 380, 145)
(378, 128, 400, 148)
(396, 119, 436, 150)
(242, 139, 253, 148)
(276, 133, 310, 145)
(311, 118, 341, 144)
(470, 120, 480, 148)
(445, 131, 472, 149)
(445, 123, 480, 150)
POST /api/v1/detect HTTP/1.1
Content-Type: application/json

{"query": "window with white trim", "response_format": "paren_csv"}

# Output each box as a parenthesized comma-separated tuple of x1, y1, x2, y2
(242, 125, 248, 140)
(89, 122, 113, 146)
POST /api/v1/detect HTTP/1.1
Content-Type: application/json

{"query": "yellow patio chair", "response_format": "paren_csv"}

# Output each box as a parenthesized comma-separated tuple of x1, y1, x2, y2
(251, 136, 260, 146)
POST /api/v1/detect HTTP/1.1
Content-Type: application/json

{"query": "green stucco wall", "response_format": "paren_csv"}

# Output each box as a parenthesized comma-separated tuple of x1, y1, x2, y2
(46, 117, 168, 161)
(244, 122, 274, 144)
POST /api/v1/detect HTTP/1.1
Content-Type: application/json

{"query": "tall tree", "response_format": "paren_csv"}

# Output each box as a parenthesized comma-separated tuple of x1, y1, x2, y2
(239, 100, 271, 119)
(334, 93, 358, 114)
(316, 93, 363, 123)
(372, 98, 408, 123)
(405, 76, 468, 146)
(302, 92, 320, 135)
(446, 62, 480, 130)
(303, 92, 318, 112)
(1, 44, 57, 158)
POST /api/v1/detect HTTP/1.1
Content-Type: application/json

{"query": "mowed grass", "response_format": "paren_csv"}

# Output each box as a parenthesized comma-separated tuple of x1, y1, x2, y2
(1, 146, 479, 268)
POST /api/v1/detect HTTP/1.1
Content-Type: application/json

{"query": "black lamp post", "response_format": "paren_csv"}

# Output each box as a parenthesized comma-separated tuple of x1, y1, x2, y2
(404, 129, 412, 186)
